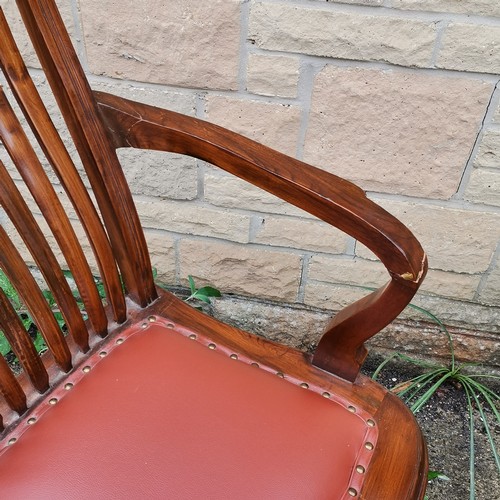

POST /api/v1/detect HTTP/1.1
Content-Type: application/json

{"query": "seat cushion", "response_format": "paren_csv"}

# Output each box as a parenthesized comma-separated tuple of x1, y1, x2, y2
(0, 319, 377, 499)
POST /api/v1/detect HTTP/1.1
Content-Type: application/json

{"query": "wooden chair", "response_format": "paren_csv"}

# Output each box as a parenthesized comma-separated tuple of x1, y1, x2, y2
(0, 1, 428, 498)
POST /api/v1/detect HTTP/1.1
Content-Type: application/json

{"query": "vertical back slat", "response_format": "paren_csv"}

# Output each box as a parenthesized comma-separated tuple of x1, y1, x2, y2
(0, 226, 72, 373)
(16, 0, 157, 306)
(0, 86, 108, 338)
(0, 160, 90, 352)
(0, 288, 49, 394)
(0, 8, 126, 324)
(0, 353, 26, 415)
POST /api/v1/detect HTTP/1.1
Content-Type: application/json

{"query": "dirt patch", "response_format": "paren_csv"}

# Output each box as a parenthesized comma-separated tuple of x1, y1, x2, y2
(362, 354, 500, 500)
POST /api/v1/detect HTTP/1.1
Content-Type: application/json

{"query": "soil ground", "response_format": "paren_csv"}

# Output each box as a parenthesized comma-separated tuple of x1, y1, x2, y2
(362, 354, 500, 500)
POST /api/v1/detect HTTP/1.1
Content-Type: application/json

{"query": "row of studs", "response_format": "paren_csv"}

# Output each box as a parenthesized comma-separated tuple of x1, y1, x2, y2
(172, 321, 378, 498)
(1, 319, 150, 451)
(2, 314, 378, 498)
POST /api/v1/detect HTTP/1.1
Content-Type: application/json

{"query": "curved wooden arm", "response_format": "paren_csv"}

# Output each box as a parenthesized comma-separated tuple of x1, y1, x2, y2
(94, 90, 427, 382)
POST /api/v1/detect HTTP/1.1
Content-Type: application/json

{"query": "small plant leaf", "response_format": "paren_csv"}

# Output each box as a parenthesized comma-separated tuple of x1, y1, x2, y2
(0, 333, 11, 356)
(188, 275, 196, 295)
(33, 332, 47, 355)
(428, 470, 450, 481)
(195, 286, 221, 298)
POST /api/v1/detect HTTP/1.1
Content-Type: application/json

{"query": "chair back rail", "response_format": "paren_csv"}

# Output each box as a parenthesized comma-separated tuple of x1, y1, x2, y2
(0, 88, 104, 344)
(0, 7, 126, 325)
(15, 0, 156, 307)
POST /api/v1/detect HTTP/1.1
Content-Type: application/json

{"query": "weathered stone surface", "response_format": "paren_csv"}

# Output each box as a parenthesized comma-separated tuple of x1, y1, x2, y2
(249, 2, 436, 68)
(393, 0, 500, 17)
(303, 282, 367, 310)
(118, 149, 198, 200)
(464, 169, 500, 207)
(1, 0, 75, 68)
(205, 96, 301, 156)
(357, 199, 500, 274)
(304, 278, 500, 337)
(494, 101, 500, 123)
(179, 239, 302, 302)
(308, 257, 387, 288)
(144, 230, 176, 283)
(419, 269, 481, 301)
(80, 0, 240, 90)
(253, 216, 346, 253)
(135, 200, 251, 244)
(213, 296, 328, 351)
(303, 66, 493, 198)
(438, 23, 500, 74)
(407, 294, 500, 334)
(90, 81, 196, 115)
(479, 255, 500, 306)
(311, 0, 382, 5)
(247, 54, 300, 98)
(213, 295, 500, 369)
(204, 172, 312, 218)
(369, 320, 500, 368)
(474, 129, 500, 169)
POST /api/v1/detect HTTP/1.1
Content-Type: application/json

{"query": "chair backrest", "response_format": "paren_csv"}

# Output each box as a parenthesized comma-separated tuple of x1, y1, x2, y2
(0, 0, 157, 431)
(0, 0, 428, 436)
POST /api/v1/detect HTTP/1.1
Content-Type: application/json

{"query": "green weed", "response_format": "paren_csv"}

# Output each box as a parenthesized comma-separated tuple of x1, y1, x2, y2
(373, 302, 500, 500)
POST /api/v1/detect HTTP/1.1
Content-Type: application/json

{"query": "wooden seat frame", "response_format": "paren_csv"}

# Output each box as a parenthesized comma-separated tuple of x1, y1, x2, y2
(0, 1, 428, 498)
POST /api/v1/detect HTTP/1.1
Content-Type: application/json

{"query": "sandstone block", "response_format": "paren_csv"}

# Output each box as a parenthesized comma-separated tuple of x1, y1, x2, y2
(253, 215, 346, 253)
(135, 199, 251, 244)
(249, 2, 436, 68)
(204, 173, 311, 218)
(179, 239, 302, 302)
(308, 257, 387, 288)
(474, 130, 500, 169)
(356, 199, 500, 274)
(144, 230, 176, 284)
(407, 294, 500, 335)
(205, 96, 301, 156)
(393, 0, 500, 17)
(369, 320, 500, 368)
(117, 149, 198, 201)
(247, 54, 300, 98)
(464, 169, 500, 207)
(303, 66, 492, 198)
(479, 257, 500, 305)
(438, 23, 500, 74)
(213, 296, 328, 350)
(90, 81, 196, 115)
(495, 102, 500, 123)
(303, 282, 367, 311)
(80, 0, 240, 90)
(310, 1, 382, 5)
(419, 269, 481, 301)
(1, 0, 75, 68)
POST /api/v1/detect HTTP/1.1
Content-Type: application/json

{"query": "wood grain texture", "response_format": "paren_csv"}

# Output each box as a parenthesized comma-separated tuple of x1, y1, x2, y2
(95, 91, 427, 381)
(0, 8, 126, 325)
(0, 87, 107, 340)
(0, 0, 428, 496)
(0, 226, 72, 374)
(15, 0, 157, 307)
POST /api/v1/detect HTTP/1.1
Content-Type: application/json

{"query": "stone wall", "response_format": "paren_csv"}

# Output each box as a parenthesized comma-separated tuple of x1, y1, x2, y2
(2, 0, 500, 366)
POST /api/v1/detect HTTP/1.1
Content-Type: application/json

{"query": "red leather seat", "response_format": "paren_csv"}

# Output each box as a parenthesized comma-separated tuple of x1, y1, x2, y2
(0, 320, 376, 499)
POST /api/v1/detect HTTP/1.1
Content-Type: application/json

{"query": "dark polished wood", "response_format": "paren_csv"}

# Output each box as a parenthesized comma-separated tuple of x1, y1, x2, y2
(0, 0, 428, 497)
(95, 91, 427, 381)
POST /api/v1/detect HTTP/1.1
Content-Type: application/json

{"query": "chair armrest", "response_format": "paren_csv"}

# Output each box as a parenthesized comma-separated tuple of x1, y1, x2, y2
(94, 90, 427, 382)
